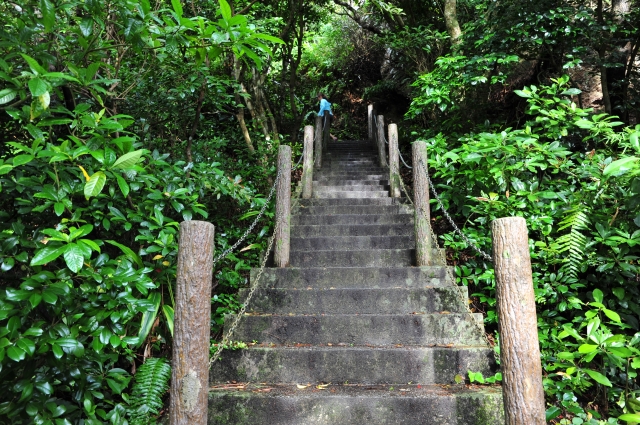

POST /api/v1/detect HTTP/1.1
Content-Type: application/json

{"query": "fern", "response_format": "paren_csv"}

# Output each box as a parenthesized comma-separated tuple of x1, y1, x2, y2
(128, 357, 171, 425)
(556, 206, 591, 281)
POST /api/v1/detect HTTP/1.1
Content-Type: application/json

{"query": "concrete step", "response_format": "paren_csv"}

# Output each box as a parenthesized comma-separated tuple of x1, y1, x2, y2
(240, 287, 469, 314)
(314, 185, 388, 192)
(315, 174, 385, 180)
(296, 198, 398, 206)
(312, 179, 387, 186)
(291, 214, 413, 226)
(208, 384, 504, 425)
(290, 235, 413, 250)
(210, 345, 495, 385)
(291, 248, 413, 267)
(313, 190, 390, 199)
(254, 266, 453, 289)
(228, 313, 485, 346)
(294, 204, 410, 216)
(291, 224, 412, 237)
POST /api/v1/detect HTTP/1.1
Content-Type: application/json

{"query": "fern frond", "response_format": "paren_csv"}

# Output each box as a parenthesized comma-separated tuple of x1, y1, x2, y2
(129, 357, 171, 425)
(556, 206, 591, 281)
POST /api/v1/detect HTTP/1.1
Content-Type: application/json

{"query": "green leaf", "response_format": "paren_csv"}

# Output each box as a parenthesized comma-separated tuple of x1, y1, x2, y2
(63, 244, 85, 273)
(80, 17, 93, 37)
(546, 406, 562, 421)
(603, 156, 638, 177)
(578, 344, 598, 354)
(105, 240, 142, 267)
(30, 245, 67, 266)
(84, 171, 106, 199)
(13, 154, 34, 166)
(28, 78, 48, 97)
(251, 33, 285, 44)
(51, 343, 63, 359)
(561, 88, 581, 95)
(171, 0, 183, 18)
(111, 149, 143, 170)
(619, 413, 640, 421)
(593, 288, 604, 304)
(16, 338, 35, 356)
(603, 308, 621, 323)
(584, 369, 612, 387)
(514, 89, 531, 98)
(135, 292, 161, 347)
(162, 305, 174, 336)
(23, 328, 43, 337)
(630, 132, 639, 153)
(219, 0, 232, 21)
(114, 173, 130, 197)
(21, 54, 47, 75)
(40, 0, 55, 32)
(0, 164, 13, 175)
(7, 345, 26, 362)
(0, 88, 17, 105)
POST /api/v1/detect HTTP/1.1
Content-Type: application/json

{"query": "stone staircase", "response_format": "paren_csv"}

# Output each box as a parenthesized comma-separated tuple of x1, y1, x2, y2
(209, 141, 504, 424)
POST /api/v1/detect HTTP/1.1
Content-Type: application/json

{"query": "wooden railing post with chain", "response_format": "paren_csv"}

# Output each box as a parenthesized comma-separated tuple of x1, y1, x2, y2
(376, 114, 387, 168)
(274, 145, 291, 267)
(314, 115, 323, 169)
(170, 221, 215, 425)
(302, 125, 314, 199)
(412, 140, 431, 265)
(388, 123, 401, 198)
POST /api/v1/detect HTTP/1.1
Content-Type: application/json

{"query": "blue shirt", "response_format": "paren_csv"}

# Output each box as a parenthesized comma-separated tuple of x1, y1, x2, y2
(318, 98, 332, 116)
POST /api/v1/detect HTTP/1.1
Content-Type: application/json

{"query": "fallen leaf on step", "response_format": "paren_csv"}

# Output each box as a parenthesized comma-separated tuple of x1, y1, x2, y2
(297, 384, 310, 389)
(441, 311, 451, 314)
(327, 343, 333, 346)
(316, 384, 330, 389)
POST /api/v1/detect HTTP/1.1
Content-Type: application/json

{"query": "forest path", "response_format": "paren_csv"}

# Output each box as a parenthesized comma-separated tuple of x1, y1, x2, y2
(208, 140, 504, 424)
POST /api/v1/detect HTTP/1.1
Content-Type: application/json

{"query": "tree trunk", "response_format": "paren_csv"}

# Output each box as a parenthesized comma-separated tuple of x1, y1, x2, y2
(491, 217, 545, 425)
(444, 0, 462, 44)
(170, 221, 215, 425)
(233, 57, 255, 153)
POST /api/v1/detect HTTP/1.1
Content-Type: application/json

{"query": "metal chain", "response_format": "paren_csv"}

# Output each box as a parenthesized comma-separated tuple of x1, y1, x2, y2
(398, 150, 412, 169)
(394, 159, 497, 360)
(209, 203, 281, 366)
(418, 158, 493, 262)
(210, 142, 309, 366)
(211, 167, 282, 268)
(373, 115, 388, 144)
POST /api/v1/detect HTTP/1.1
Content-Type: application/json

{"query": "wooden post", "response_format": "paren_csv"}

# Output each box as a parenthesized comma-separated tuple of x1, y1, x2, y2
(491, 217, 545, 425)
(314, 115, 322, 169)
(388, 124, 401, 198)
(376, 115, 387, 168)
(322, 114, 331, 153)
(274, 145, 291, 267)
(302, 125, 314, 199)
(413, 141, 431, 266)
(368, 104, 373, 142)
(170, 221, 214, 425)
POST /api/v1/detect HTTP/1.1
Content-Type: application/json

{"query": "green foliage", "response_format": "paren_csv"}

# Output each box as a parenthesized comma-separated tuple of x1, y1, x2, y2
(420, 76, 640, 419)
(128, 358, 171, 424)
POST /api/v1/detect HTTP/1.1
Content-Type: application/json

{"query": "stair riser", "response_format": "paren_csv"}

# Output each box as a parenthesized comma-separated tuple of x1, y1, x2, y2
(296, 198, 398, 206)
(290, 235, 414, 250)
(240, 287, 469, 314)
(291, 249, 414, 267)
(292, 224, 413, 237)
(208, 389, 505, 425)
(210, 346, 496, 385)
(252, 267, 454, 289)
(294, 205, 408, 215)
(313, 191, 389, 199)
(291, 214, 412, 226)
(312, 180, 387, 186)
(229, 314, 485, 346)
(314, 185, 388, 192)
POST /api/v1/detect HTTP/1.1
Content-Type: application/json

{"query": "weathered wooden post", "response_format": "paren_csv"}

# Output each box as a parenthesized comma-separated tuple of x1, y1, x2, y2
(274, 145, 291, 267)
(170, 221, 215, 425)
(388, 124, 401, 198)
(491, 217, 545, 425)
(322, 113, 331, 153)
(412, 141, 431, 266)
(368, 104, 374, 142)
(376, 114, 387, 168)
(314, 115, 322, 169)
(302, 125, 314, 199)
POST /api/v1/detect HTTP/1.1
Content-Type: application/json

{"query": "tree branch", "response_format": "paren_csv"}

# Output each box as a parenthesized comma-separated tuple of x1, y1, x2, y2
(333, 0, 383, 35)
(238, 0, 261, 15)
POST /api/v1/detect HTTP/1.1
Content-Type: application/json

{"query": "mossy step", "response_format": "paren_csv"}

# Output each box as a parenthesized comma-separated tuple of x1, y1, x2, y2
(209, 346, 495, 385)
(238, 287, 469, 314)
(291, 223, 413, 237)
(290, 235, 414, 250)
(226, 313, 485, 346)
(291, 213, 413, 226)
(252, 266, 454, 289)
(290, 248, 414, 267)
(294, 205, 409, 216)
(208, 384, 504, 425)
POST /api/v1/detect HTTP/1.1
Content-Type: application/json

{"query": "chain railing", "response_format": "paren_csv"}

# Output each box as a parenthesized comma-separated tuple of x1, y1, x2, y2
(209, 137, 313, 366)
(416, 157, 493, 262)
(392, 158, 497, 360)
